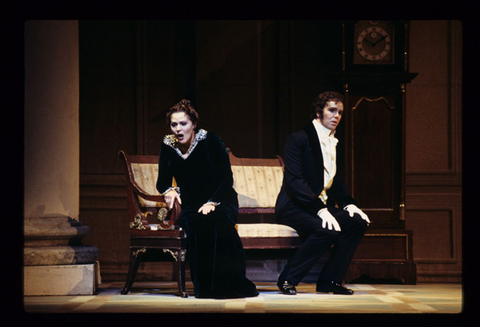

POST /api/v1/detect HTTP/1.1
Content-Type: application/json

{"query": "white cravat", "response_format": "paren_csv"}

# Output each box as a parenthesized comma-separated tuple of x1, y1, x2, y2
(312, 119, 338, 204)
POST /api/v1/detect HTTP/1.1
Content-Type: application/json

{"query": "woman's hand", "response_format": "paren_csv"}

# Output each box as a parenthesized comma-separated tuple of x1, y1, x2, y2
(198, 203, 216, 215)
(164, 189, 182, 209)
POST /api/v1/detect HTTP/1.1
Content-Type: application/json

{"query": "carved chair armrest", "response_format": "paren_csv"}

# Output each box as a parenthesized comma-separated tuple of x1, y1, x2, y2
(132, 190, 182, 229)
(170, 198, 182, 225)
(130, 187, 182, 230)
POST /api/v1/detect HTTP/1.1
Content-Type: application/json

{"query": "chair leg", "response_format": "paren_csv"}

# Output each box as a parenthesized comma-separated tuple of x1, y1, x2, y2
(121, 247, 145, 295)
(177, 249, 188, 298)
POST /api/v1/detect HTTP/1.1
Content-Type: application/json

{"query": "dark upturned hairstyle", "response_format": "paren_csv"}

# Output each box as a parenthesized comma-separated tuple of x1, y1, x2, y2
(166, 99, 200, 132)
(312, 91, 344, 119)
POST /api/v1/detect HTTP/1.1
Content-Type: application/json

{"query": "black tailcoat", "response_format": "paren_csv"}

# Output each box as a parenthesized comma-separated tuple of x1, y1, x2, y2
(275, 122, 355, 217)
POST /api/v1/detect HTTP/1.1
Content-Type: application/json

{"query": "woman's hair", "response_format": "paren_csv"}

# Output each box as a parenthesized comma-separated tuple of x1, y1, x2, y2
(166, 99, 200, 132)
(312, 91, 344, 119)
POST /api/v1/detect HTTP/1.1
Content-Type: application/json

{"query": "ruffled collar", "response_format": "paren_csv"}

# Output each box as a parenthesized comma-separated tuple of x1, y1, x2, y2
(312, 119, 338, 147)
(163, 129, 208, 159)
(312, 119, 336, 138)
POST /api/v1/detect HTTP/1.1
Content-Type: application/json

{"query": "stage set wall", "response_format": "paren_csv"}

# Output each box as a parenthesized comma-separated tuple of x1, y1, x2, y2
(75, 20, 462, 283)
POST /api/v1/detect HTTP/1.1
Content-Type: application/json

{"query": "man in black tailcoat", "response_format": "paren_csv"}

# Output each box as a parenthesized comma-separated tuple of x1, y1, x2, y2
(275, 91, 370, 295)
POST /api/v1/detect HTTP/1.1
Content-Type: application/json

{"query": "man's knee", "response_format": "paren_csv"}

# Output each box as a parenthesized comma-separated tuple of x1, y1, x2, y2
(350, 214, 368, 231)
(311, 228, 339, 243)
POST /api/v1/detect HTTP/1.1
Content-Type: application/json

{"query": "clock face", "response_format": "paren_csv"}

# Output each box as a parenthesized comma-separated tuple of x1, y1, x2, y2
(356, 26, 392, 62)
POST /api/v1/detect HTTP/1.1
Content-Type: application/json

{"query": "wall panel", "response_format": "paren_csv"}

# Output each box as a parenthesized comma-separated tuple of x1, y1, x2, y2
(406, 194, 462, 282)
(405, 20, 462, 282)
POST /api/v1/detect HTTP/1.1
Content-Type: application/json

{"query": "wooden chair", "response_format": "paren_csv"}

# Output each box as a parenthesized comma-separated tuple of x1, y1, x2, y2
(118, 150, 188, 297)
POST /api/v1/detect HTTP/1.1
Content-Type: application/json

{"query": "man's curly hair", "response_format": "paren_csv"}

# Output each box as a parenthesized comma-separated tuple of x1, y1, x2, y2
(312, 91, 344, 119)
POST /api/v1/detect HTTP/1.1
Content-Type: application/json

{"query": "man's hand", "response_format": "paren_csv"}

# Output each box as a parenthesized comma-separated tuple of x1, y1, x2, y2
(318, 208, 341, 232)
(164, 189, 182, 210)
(344, 204, 370, 225)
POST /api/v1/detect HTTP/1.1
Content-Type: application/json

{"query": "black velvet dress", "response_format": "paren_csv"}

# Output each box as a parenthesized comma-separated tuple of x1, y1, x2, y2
(156, 130, 258, 299)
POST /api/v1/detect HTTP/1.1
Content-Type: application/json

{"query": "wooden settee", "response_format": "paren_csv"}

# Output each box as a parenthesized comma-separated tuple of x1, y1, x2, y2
(119, 148, 416, 297)
(118, 149, 302, 297)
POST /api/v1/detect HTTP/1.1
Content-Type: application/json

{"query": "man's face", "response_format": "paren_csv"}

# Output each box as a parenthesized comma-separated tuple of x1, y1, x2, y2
(319, 100, 344, 131)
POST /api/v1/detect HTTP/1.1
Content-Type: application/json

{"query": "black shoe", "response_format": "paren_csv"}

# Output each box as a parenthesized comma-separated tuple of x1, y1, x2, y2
(278, 280, 297, 295)
(316, 281, 354, 295)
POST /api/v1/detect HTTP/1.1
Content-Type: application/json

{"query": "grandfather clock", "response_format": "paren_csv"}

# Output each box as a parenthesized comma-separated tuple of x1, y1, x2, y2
(333, 20, 418, 283)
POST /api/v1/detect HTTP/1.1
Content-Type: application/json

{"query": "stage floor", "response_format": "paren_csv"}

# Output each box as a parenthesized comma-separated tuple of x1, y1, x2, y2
(24, 281, 462, 314)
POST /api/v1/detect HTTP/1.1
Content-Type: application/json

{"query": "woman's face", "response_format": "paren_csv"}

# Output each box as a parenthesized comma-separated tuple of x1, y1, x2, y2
(170, 112, 196, 146)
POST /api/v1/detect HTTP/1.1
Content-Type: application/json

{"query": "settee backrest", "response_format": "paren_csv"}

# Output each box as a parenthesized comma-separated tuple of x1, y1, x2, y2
(228, 149, 284, 213)
(119, 149, 284, 213)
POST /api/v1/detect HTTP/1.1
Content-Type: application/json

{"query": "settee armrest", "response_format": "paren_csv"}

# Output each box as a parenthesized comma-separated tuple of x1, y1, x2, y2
(129, 196, 182, 231)
(149, 195, 182, 228)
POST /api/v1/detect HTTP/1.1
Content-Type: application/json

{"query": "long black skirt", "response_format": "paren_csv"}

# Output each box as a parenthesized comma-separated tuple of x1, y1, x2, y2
(179, 204, 258, 299)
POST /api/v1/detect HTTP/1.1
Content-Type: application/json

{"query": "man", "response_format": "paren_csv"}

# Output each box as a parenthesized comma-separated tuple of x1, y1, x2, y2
(275, 91, 370, 295)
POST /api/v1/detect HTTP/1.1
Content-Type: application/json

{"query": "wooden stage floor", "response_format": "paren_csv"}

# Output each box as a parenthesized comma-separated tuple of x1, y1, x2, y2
(24, 281, 462, 315)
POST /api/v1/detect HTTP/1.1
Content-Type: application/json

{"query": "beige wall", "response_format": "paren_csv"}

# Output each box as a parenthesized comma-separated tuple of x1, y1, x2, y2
(24, 20, 80, 220)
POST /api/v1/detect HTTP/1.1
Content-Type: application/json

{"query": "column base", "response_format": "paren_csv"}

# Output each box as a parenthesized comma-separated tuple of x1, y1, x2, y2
(24, 263, 100, 296)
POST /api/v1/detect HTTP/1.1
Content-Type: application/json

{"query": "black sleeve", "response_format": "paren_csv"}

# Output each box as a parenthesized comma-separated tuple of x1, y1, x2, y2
(282, 133, 327, 215)
(205, 132, 236, 204)
(328, 171, 356, 208)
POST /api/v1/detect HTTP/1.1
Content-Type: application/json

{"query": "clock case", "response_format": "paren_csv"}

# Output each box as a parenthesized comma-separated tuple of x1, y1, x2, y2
(332, 20, 418, 284)
(342, 20, 409, 72)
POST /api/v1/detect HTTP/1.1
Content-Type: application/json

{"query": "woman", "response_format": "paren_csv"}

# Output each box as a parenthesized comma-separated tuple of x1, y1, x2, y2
(156, 99, 258, 299)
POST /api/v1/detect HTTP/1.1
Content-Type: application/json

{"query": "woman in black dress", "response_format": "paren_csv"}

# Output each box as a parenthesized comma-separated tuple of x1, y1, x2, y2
(156, 99, 258, 299)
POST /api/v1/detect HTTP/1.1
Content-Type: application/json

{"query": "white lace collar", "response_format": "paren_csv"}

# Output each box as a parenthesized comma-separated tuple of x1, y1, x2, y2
(163, 129, 208, 159)
(312, 119, 336, 139)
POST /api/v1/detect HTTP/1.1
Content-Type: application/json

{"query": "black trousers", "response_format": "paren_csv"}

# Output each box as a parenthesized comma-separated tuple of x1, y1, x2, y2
(276, 203, 368, 286)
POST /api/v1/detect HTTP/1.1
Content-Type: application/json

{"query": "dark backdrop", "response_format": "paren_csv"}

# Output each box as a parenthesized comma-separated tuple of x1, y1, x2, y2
(78, 20, 346, 281)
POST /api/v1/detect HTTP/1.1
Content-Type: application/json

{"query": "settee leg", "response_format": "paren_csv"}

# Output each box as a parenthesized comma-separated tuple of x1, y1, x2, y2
(177, 249, 188, 298)
(121, 247, 144, 295)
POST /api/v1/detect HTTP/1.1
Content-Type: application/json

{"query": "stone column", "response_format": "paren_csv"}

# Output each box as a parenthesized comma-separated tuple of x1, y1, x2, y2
(24, 20, 99, 295)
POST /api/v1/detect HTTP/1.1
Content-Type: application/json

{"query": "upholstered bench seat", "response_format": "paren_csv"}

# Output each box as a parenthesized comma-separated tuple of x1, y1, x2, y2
(148, 223, 299, 237)
(237, 223, 298, 238)
(237, 223, 302, 250)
